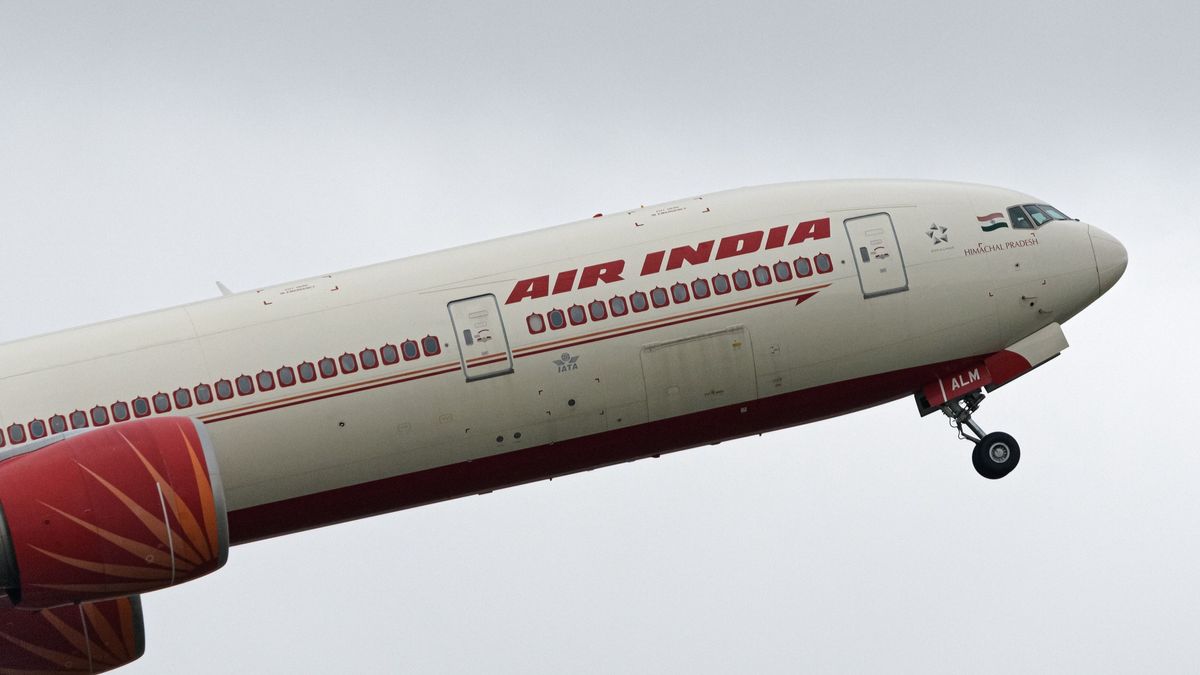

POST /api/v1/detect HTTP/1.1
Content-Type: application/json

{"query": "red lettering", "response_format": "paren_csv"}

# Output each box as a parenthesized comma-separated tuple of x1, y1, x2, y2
(579, 260, 625, 289)
(715, 231, 763, 260)
(506, 276, 549, 304)
(552, 269, 577, 295)
(788, 218, 831, 245)
(641, 251, 665, 276)
(666, 241, 714, 271)
(507, 217, 831, 306)
(765, 225, 788, 249)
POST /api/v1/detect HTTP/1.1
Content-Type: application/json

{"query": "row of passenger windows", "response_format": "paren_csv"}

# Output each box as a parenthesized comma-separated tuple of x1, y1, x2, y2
(525, 254, 834, 334)
(0, 336, 442, 447)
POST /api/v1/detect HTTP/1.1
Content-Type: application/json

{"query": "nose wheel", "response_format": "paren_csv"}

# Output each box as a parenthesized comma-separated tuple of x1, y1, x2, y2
(940, 392, 1021, 479)
(972, 431, 1020, 479)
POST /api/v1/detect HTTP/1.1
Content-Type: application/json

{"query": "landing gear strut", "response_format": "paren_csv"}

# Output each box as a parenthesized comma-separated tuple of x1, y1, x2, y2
(940, 391, 1020, 480)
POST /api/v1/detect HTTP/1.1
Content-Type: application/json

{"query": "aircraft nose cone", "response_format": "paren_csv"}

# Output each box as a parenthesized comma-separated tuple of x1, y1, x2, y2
(1089, 225, 1128, 296)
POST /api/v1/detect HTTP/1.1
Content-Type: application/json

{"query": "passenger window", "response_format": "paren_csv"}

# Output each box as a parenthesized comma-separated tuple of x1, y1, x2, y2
(29, 419, 47, 439)
(236, 375, 255, 395)
(671, 283, 690, 303)
(112, 402, 131, 422)
(92, 405, 111, 426)
(1007, 206, 1034, 229)
(380, 345, 399, 366)
(133, 397, 151, 417)
(589, 300, 607, 321)
(318, 358, 338, 378)
(174, 388, 193, 408)
(153, 393, 172, 413)
(215, 379, 234, 400)
(196, 384, 215, 403)
(795, 257, 813, 277)
(8, 424, 26, 444)
(610, 296, 629, 316)
(360, 349, 379, 369)
(815, 254, 833, 274)
(774, 261, 793, 282)
(568, 305, 587, 325)
(733, 270, 751, 290)
(630, 292, 649, 312)
(258, 370, 277, 390)
(527, 313, 546, 334)
(70, 410, 89, 429)
(422, 336, 441, 356)
(339, 354, 358, 374)
(50, 415, 67, 434)
(277, 367, 297, 387)
(298, 362, 318, 382)
(650, 287, 669, 308)
(548, 309, 567, 328)
(402, 340, 421, 360)
(692, 279, 711, 299)
(753, 266, 772, 286)
(712, 274, 731, 294)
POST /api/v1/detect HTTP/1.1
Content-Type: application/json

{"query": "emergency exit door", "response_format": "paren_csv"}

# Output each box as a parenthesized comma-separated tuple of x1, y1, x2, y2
(844, 212, 909, 298)
(447, 294, 514, 381)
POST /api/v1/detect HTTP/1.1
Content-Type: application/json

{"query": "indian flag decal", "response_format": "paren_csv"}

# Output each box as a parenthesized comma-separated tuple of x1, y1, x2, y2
(977, 212, 1008, 232)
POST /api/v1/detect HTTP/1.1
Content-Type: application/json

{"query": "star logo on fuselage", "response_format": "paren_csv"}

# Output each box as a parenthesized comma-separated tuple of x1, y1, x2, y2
(927, 223, 949, 245)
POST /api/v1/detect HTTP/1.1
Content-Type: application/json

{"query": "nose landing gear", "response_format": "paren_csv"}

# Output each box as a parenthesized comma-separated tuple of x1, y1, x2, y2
(940, 391, 1021, 479)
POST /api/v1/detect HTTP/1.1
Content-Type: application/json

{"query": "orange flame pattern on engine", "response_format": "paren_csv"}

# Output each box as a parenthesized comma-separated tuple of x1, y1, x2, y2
(25, 425, 221, 597)
(0, 596, 141, 673)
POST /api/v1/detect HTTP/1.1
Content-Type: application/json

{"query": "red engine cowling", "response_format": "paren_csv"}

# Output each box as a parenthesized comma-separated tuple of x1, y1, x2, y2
(0, 595, 145, 673)
(0, 417, 228, 609)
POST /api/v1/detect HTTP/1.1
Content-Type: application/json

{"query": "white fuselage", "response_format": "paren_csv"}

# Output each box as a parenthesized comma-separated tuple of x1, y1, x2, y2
(0, 180, 1110, 543)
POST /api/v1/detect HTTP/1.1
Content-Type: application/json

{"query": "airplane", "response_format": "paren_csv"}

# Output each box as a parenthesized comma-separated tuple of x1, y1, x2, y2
(0, 180, 1125, 672)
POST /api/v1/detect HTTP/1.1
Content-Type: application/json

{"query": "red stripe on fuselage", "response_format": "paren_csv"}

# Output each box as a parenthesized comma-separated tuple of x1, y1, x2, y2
(200, 363, 461, 424)
(198, 285, 828, 424)
(226, 354, 986, 544)
(518, 291, 820, 358)
(517, 284, 830, 356)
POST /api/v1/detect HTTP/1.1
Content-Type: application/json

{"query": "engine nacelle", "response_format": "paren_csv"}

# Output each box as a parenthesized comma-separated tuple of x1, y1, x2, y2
(0, 595, 145, 673)
(0, 417, 228, 609)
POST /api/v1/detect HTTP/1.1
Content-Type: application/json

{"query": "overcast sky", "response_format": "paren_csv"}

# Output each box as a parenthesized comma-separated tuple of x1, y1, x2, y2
(1, 2, 1198, 673)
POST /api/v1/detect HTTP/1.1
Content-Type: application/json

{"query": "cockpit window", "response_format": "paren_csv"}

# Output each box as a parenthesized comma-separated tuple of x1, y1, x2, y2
(1024, 204, 1051, 226)
(1007, 203, 1071, 229)
(1008, 206, 1035, 229)
(1038, 204, 1070, 220)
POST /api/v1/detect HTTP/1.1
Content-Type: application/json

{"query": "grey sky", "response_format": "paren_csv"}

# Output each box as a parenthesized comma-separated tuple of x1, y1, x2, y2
(1, 1, 1198, 672)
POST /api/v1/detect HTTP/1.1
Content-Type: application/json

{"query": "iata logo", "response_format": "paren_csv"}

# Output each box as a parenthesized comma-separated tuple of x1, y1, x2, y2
(553, 352, 580, 373)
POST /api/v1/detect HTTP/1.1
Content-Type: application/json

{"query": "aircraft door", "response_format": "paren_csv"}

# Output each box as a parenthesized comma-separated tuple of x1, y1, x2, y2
(447, 294, 515, 381)
(844, 212, 910, 298)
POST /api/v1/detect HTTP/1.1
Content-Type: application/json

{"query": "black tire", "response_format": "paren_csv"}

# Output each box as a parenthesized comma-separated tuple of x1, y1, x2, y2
(972, 431, 1020, 479)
